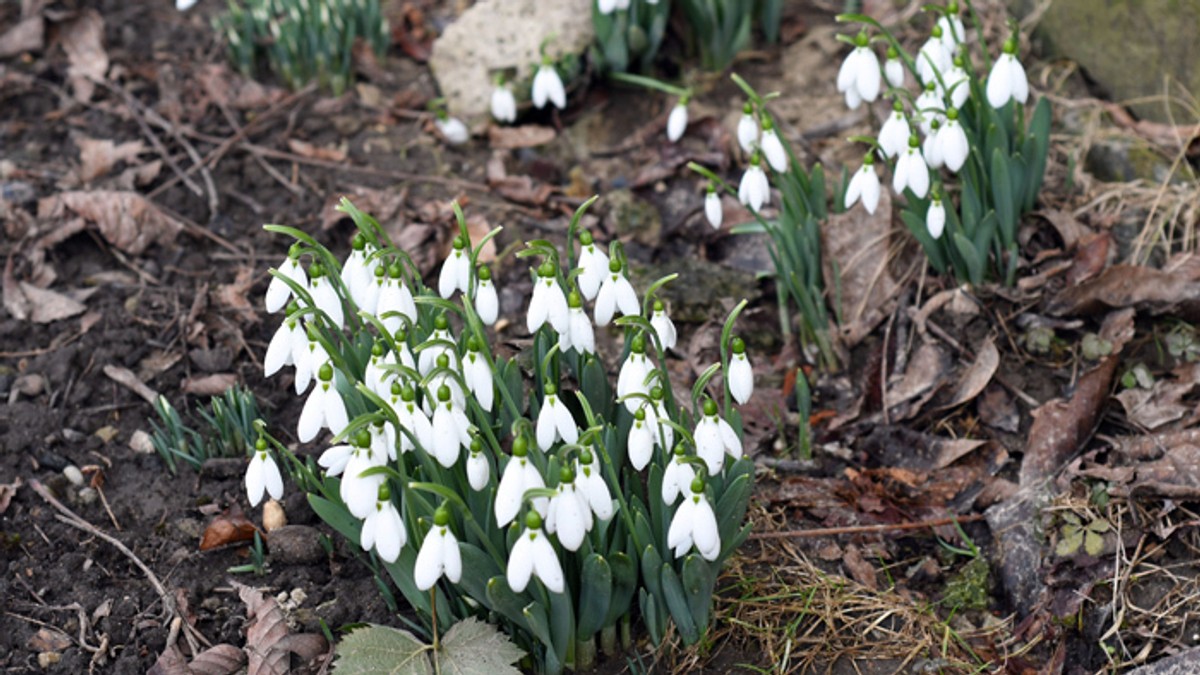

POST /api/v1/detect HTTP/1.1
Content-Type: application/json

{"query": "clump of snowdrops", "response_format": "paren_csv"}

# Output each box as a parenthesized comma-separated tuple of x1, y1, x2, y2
(836, 0, 1050, 285)
(248, 198, 754, 673)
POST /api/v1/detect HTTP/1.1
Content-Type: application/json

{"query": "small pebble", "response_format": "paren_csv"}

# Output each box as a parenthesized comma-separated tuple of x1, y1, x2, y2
(37, 451, 68, 472)
(262, 499, 287, 532)
(63, 465, 84, 486)
(61, 428, 86, 443)
(77, 487, 98, 505)
(129, 430, 155, 454)
(267, 525, 326, 566)
(37, 652, 60, 669)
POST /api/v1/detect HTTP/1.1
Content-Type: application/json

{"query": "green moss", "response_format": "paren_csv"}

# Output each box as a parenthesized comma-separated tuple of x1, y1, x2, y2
(943, 556, 991, 612)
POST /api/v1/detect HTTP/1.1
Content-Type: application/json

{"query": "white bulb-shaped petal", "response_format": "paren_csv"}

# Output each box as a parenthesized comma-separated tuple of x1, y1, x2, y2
(878, 111, 911, 159)
(917, 38, 952, 85)
(266, 257, 307, 313)
(431, 400, 466, 467)
(491, 86, 517, 124)
(987, 53, 1029, 108)
(728, 352, 753, 405)
(362, 500, 405, 563)
(438, 249, 469, 299)
(760, 128, 788, 172)
(884, 58, 905, 89)
(661, 455, 695, 504)
(536, 393, 578, 451)
(547, 483, 589, 551)
(650, 308, 677, 351)
(915, 87, 945, 136)
(736, 113, 759, 154)
(595, 269, 638, 327)
(598, 0, 617, 14)
(495, 457, 545, 527)
(176, 0, 198, 11)
(944, 66, 970, 110)
(436, 117, 469, 145)
(837, 47, 881, 109)
(692, 495, 720, 560)
(617, 352, 650, 411)
(414, 525, 462, 590)
(576, 461, 613, 520)
(342, 450, 386, 519)
(298, 377, 349, 443)
(704, 192, 723, 229)
(923, 132, 944, 170)
(475, 278, 498, 325)
(463, 351, 494, 412)
(309, 277, 344, 328)
(937, 15, 966, 53)
(377, 278, 417, 334)
(627, 415, 655, 470)
(927, 199, 946, 240)
(666, 104, 688, 142)
(576, 244, 609, 301)
(738, 164, 769, 212)
(667, 491, 696, 555)
(559, 305, 595, 355)
(245, 451, 283, 507)
(937, 120, 970, 173)
(467, 452, 489, 491)
(532, 65, 566, 110)
(508, 527, 564, 593)
(264, 319, 299, 377)
(844, 162, 881, 215)
(528, 276, 569, 334)
(893, 147, 930, 199)
(318, 444, 353, 476)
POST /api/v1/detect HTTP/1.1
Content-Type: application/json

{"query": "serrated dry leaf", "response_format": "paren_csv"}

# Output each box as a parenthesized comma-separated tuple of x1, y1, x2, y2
(435, 617, 524, 675)
(38, 191, 182, 255)
(237, 583, 290, 675)
(333, 624, 432, 675)
(60, 9, 107, 103)
(78, 136, 145, 182)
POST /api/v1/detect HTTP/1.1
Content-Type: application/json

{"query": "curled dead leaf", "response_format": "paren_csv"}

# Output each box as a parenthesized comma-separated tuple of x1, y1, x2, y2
(823, 189, 897, 347)
(200, 506, 258, 551)
(182, 373, 238, 396)
(38, 191, 182, 255)
(77, 136, 145, 183)
(59, 9, 107, 103)
(287, 139, 347, 162)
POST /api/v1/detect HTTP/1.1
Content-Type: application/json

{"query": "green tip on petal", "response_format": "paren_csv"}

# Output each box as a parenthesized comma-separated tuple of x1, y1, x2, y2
(892, 99, 904, 113)
(742, 101, 753, 115)
(634, 408, 646, 421)
(525, 510, 543, 530)
(470, 436, 483, 453)
(886, 45, 898, 59)
(512, 435, 528, 457)
(309, 262, 324, 278)
(673, 444, 686, 457)
(434, 505, 452, 526)
(372, 341, 385, 357)
(690, 476, 706, 494)
(318, 363, 334, 382)
(437, 384, 451, 402)
(401, 384, 416, 401)
(1003, 38, 1017, 55)
(908, 135, 921, 148)
(703, 398, 718, 417)
(731, 337, 746, 354)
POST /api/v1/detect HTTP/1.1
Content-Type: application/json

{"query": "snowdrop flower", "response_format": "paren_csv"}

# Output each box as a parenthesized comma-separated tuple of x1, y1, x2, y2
(666, 99, 689, 143)
(425, 355, 467, 416)
(377, 262, 418, 335)
(914, 82, 945, 136)
(245, 440, 283, 507)
(836, 32, 881, 110)
(576, 230, 609, 301)
(438, 236, 471, 299)
(937, 7, 966, 54)
(936, 109, 970, 173)
(661, 446, 696, 505)
(466, 442, 489, 491)
(844, 154, 882, 215)
(292, 322, 328, 395)
(943, 57, 970, 110)
(893, 136, 931, 199)
(594, 258, 639, 327)
(264, 307, 305, 378)
(650, 300, 677, 351)
(368, 420, 396, 462)
(558, 290, 596, 355)
(917, 27, 952, 85)
(598, 0, 618, 13)
(760, 118, 788, 172)
(265, 245, 306, 313)
(494, 436, 547, 527)
(176, 0, 198, 11)
(462, 337, 494, 412)
(341, 234, 375, 311)
(878, 100, 911, 159)
(649, 387, 675, 450)
(363, 341, 395, 398)
(536, 383, 579, 451)
(736, 102, 758, 154)
(694, 399, 744, 475)
(574, 451, 613, 520)
(728, 337, 754, 405)
(667, 478, 720, 561)
(738, 154, 770, 212)
(986, 38, 1029, 109)
(393, 384, 434, 455)
(298, 363, 349, 443)
(704, 186, 723, 229)
(627, 408, 655, 471)
(361, 485, 406, 563)
(532, 59, 566, 110)
(415, 506, 463, 589)
(491, 83, 517, 124)
(430, 384, 472, 467)
(527, 261, 569, 334)
(883, 46, 905, 89)
(435, 114, 469, 145)
(474, 265, 499, 325)
(923, 119, 944, 170)
(544, 470, 590, 551)
(340, 434, 387, 518)
(418, 316, 457, 376)
(307, 263, 344, 328)
(927, 196, 946, 240)
(508, 511, 564, 593)
(617, 335, 652, 411)
(317, 441, 354, 477)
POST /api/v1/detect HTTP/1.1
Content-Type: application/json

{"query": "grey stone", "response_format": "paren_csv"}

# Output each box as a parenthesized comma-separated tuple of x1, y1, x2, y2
(1126, 647, 1200, 675)
(429, 0, 593, 119)
(1013, 0, 1200, 123)
(1084, 136, 1194, 184)
(268, 525, 326, 566)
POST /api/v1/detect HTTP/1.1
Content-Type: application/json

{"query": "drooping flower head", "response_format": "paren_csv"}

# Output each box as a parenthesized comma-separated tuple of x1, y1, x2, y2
(844, 153, 881, 215)
(414, 505, 462, 589)
(666, 97, 689, 143)
(532, 57, 566, 110)
(836, 31, 881, 110)
(495, 436, 548, 527)
(650, 300, 677, 352)
(667, 476, 721, 561)
(704, 185, 723, 230)
(361, 482, 406, 563)
(474, 264, 499, 326)
(986, 37, 1029, 109)
(265, 243, 307, 313)
(878, 99, 911, 160)
(595, 257, 639, 327)
(917, 25, 953, 85)
(728, 337, 754, 405)
(307, 262, 344, 329)
(935, 108, 970, 173)
(738, 153, 770, 212)
(760, 117, 788, 173)
(491, 81, 517, 124)
(559, 289, 596, 355)
(508, 510, 564, 593)
(438, 235, 471, 299)
(298, 362, 350, 443)
(544, 466, 591, 551)
(736, 101, 759, 154)
(576, 230, 609, 301)
(927, 195, 947, 240)
(245, 437, 284, 507)
(893, 135, 931, 200)
(694, 398, 744, 475)
(883, 45, 905, 90)
(528, 260, 569, 334)
(536, 382, 579, 451)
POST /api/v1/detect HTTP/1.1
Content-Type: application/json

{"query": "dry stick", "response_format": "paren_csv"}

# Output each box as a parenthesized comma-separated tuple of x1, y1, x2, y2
(212, 97, 305, 198)
(28, 479, 210, 655)
(748, 513, 985, 540)
(104, 79, 205, 199)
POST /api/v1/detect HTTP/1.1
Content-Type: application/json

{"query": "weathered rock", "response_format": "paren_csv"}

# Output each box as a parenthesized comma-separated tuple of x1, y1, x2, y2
(267, 525, 326, 566)
(632, 259, 761, 324)
(604, 189, 662, 246)
(1084, 136, 1194, 184)
(429, 0, 593, 119)
(1125, 647, 1200, 675)
(1013, 0, 1200, 123)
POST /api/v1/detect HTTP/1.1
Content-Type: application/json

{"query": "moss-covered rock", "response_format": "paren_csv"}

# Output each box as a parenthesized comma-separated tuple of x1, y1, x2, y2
(1012, 0, 1200, 123)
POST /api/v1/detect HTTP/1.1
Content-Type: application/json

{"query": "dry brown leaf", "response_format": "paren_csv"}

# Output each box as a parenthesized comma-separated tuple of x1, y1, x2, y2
(147, 644, 191, 675)
(138, 350, 183, 383)
(885, 341, 949, 412)
(117, 159, 163, 189)
(1046, 264, 1200, 318)
(465, 213, 496, 264)
(103, 364, 160, 404)
(237, 583, 290, 675)
(200, 507, 258, 551)
(287, 139, 347, 162)
(272, 634, 328, 661)
(214, 267, 258, 322)
(939, 337, 999, 410)
(182, 373, 238, 396)
(1065, 232, 1112, 285)
(38, 191, 183, 255)
(0, 477, 20, 515)
(487, 124, 556, 150)
(841, 545, 878, 591)
(1109, 444, 1200, 500)
(320, 186, 404, 231)
(27, 627, 70, 653)
(77, 136, 145, 183)
(485, 152, 552, 206)
(0, 15, 44, 58)
(823, 189, 897, 346)
(933, 438, 990, 471)
(59, 9, 107, 103)
(978, 383, 1019, 432)
(17, 282, 87, 323)
(1115, 363, 1200, 431)
(1036, 209, 1088, 250)
(188, 644, 247, 675)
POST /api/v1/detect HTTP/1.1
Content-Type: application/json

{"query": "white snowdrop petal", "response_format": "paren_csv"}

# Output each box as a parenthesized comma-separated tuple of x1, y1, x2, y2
(854, 48, 881, 103)
(507, 533, 535, 592)
(432, 407, 461, 467)
(264, 323, 295, 377)
(439, 254, 461, 299)
(494, 460, 524, 527)
(667, 104, 688, 142)
(927, 201, 946, 240)
(263, 455, 284, 500)
(443, 532, 462, 582)
(324, 387, 349, 436)
(614, 278, 639, 318)
(704, 192, 723, 229)
(414, 530, 444, 590)
(531, 535, 565, 592)
(594, 280, 617, 327)
(693, 497, 720, 555)
(667, 497, 696, 551)
(1011, 57, 1029, 104)
(986, 56, 1011, 109)
(762, 129, 788, 172)
(297, 388, 325, 442)
(245, 455, 266, 506)
(476, 281, 499, 325)
(536, 401, 558, 451)
(885, 58, 905, 89)
(729, 355, 754, 405)
(375, 505, 404, 562)
(467, 453, 489, 491)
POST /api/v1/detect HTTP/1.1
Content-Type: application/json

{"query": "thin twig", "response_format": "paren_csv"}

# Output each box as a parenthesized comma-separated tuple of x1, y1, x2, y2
(748, 513, 985, 540)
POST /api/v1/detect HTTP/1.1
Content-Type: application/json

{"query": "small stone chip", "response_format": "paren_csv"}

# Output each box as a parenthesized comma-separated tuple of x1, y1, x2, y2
(63, 465, 84, 486)
(129, 429, 155, 454)
(37, 652, 61, 669)
(262, 498, 287, 532)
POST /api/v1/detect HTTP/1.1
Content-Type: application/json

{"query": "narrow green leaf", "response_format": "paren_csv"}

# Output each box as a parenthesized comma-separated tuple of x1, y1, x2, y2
(681, 555, 715, 633)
